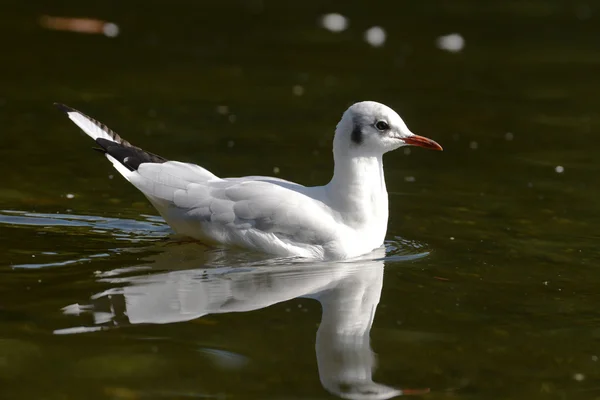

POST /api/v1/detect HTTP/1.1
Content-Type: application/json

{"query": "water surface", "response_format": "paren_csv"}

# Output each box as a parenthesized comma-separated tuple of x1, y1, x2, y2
(2, 1, 600, 399)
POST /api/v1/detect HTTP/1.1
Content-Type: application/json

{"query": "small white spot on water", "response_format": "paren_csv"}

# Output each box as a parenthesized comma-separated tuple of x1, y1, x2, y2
(103, 22, 119, 38)
(403, 148, 411, 155)
(573, 373, 585, 381)
(450, 237, 455, 240)
(592, 355, 598, 362)
(228, 114, 237, 123)
(364, 26, 386, 47)
(469, 141, 478, 150)
(505, 132, 514, 141)
(227, 140, 235, 148)
(273, 167, 280, 174)
(66, 193, 75, 199)
(216, 105, 229, 115)
(320, 13, 348, 33)
(555, 165, 565, 173)
(436, 33, 465, 53)
(292, 85, 305, 96)
(404, 176, 416, 182)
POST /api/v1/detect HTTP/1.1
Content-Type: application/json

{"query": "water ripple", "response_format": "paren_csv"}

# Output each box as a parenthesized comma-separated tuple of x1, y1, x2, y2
(0, 209, 170, 238)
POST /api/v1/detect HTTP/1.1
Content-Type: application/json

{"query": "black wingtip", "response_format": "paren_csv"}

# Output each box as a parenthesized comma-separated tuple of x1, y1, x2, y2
(54, 103, 74, 114)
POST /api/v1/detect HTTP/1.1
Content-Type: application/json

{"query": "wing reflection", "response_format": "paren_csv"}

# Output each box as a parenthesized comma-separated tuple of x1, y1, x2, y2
(80, 247, 427, 399)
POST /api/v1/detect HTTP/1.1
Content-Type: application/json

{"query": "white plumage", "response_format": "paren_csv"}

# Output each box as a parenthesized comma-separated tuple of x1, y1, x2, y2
(55, 101, 442, 260)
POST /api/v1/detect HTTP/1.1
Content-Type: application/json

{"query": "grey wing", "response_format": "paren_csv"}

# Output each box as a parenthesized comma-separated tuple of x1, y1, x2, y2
(172, 180, 338, 245)
(122, 161, 336, 245)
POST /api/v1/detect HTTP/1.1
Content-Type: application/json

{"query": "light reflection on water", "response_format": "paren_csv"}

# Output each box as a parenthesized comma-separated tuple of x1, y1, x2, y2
(0, 209, 430, 399)
(58, 245, 429, 399)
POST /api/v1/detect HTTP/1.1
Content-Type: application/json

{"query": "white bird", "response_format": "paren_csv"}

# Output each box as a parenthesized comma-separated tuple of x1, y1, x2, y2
(55, 101, 442, 260)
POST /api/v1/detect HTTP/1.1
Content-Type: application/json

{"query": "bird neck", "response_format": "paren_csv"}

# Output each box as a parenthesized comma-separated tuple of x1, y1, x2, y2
(326, 151, 389, 224)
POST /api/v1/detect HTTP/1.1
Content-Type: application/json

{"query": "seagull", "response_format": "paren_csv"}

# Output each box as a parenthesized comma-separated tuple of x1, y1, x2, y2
(55, 101, 442, 260)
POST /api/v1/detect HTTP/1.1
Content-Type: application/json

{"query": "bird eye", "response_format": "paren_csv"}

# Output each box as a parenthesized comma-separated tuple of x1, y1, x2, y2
(375, 121, 389, 131)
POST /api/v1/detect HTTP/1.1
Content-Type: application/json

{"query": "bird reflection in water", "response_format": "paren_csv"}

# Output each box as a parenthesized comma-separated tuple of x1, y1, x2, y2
(67, 246, 428, 400)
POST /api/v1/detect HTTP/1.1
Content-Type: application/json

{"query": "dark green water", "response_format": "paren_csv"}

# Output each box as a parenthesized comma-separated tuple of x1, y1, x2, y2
(2, 0, 600, 399)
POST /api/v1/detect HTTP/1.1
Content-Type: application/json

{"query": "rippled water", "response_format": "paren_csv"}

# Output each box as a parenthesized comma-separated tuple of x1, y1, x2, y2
(2, 1, 600, 399)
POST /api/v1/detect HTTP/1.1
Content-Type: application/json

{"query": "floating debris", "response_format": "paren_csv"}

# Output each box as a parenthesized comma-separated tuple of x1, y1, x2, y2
(66, 193, 75, 199)
(216, 105, 229, 115)
(364, 26, 386, 47)
(404, 176, 416, 182)
(436, 33, 465, 53)
(573, 373, 585, 381)
(292, 85, 305, 96)
(40, 15, 119, 38)
(273, 167, 280, 174)
(555, 165, 565, 174)
(320, 13, 348, 33)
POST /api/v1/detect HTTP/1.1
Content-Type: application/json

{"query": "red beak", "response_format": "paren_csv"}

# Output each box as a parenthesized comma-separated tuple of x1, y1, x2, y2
(402, 134, 443, 151)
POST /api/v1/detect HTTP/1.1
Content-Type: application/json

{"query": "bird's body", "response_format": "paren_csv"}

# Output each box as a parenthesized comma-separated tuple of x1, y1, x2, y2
(56, 101, 441, 260)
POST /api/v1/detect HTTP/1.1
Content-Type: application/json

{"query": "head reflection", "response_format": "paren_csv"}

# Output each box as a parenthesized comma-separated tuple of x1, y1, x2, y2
(87, 247, 423, 400)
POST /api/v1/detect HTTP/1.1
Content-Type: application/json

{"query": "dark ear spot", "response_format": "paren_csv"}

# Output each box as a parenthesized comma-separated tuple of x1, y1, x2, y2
(351, 123, 363, 145)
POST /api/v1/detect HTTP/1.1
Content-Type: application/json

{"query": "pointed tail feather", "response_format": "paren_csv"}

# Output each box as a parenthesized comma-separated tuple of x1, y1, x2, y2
(54, 103, 167, 172)
(54, 103, 131, 145)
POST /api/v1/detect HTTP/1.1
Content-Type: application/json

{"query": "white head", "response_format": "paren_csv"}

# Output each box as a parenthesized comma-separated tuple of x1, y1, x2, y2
(334, 101, 442, 156)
